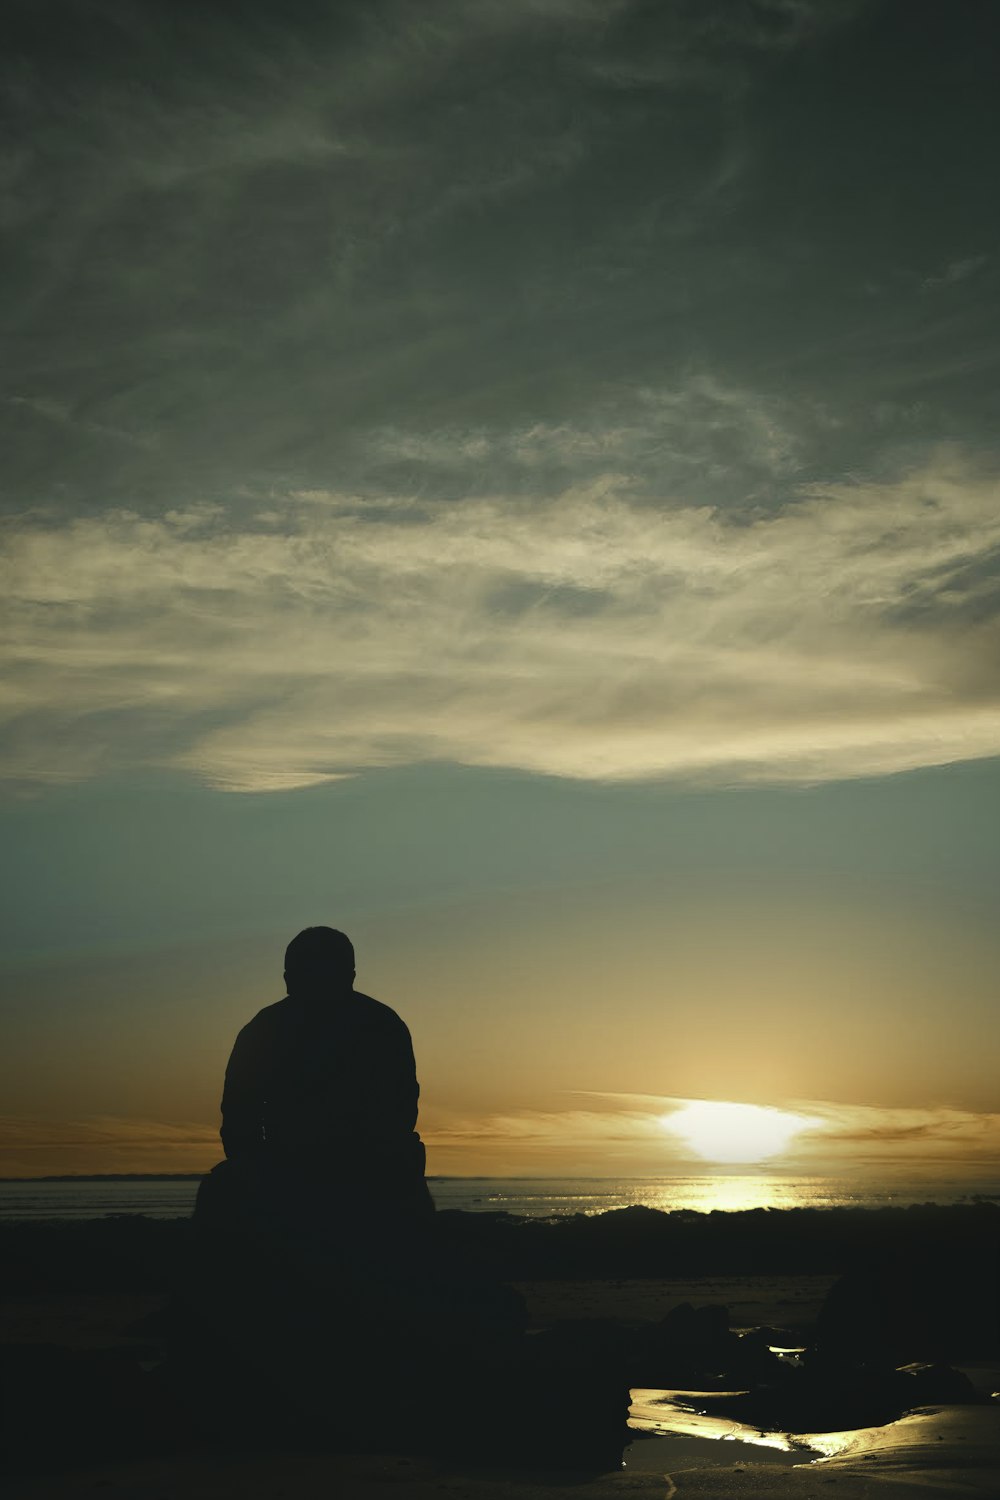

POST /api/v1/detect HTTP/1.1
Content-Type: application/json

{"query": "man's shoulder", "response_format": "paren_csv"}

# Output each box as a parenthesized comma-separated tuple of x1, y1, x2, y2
(351, 990, 409, 1032)
(236, 992, 408, 1036)
(237, 998, 291, 1034)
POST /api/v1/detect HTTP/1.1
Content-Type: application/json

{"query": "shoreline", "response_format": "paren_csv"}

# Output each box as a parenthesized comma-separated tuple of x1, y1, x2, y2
(4, 1172, 998, 1227)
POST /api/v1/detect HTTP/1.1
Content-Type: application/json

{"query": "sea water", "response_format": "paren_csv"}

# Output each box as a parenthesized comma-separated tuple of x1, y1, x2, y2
(430, 1174, 1000, 1216)
(0, 1172, 996, 1221)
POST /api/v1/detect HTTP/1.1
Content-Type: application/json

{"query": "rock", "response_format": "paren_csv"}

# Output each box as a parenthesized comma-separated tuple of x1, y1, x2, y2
(813, 1248, 999, 1366)
(894, 1361, 980, 1407)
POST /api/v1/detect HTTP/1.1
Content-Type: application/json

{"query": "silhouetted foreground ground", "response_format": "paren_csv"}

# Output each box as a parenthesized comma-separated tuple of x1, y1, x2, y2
(4, 1200, 998, 1289)
(1, 1203, 998, 1491)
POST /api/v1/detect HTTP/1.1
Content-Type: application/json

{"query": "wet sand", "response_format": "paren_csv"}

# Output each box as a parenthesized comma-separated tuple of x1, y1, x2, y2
(631, 1378, 1000, 1492)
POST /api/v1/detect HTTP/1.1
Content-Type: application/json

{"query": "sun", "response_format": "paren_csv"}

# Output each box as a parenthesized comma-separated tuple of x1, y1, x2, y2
(663, 1100, 819, 1165)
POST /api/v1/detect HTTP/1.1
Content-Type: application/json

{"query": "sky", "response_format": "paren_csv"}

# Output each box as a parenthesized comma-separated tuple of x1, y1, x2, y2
(2, 0, 999, 1182)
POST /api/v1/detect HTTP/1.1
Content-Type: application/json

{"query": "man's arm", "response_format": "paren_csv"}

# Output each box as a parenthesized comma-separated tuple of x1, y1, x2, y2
(220, 1019, 269, 1158)
(383, 1012, 420, 1138)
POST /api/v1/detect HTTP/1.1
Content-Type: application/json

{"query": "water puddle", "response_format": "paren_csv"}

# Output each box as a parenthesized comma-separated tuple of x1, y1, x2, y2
(626, 1387, 820, 1472)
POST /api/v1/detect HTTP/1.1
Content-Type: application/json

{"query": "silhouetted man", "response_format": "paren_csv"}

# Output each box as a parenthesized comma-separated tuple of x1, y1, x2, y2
(220, 926, 432, 1221)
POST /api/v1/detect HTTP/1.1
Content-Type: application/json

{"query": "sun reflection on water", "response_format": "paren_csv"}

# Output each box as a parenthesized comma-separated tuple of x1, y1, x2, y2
(463, 1173, 892, 1218)
(637, 1175, 822, 1214)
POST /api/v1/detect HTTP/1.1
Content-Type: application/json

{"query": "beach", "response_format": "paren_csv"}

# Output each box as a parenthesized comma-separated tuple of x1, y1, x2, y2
(1, 1203, 997, 1498)
(7, 1412, 1000, 1500)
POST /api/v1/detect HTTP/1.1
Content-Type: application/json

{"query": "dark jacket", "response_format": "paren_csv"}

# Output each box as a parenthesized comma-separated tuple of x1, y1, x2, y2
(221, 989, 423, 1185)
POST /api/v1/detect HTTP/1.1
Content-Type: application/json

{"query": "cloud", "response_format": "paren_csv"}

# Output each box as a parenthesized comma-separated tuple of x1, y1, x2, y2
(4, 395, 160, 452)
(3, 452, 1000, 791)
(0, 1115, 219, 1177)
(422, 1100, 697, 1175)
(5, 1097, 999, 1179)
(921, 255, 989, 293)
(421, 1092, 1000, 1176)
(427, 1106, 660, 1149)
(5, 0, 995, 531)
(366, 376, 803, 498)
(2, 0, 864, 520)
(801, 1101, 1000, 1164)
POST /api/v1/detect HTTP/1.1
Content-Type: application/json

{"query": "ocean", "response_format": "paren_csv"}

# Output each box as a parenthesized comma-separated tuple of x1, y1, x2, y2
(1, 1172, 996, 1222)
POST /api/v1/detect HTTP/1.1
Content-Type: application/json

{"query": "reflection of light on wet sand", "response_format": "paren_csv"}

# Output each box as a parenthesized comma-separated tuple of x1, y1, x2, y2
(629, 1393, 1000, 1486)
(802, 1404, 1000, 1463)
(629, 1388, 817, 1458)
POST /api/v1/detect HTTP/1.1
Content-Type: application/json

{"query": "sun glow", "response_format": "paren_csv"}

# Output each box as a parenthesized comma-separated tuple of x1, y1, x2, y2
(663, 1100, 819, 1165)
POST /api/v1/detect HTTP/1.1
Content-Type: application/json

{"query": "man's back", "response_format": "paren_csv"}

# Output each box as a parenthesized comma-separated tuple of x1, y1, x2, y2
(218, 926, 430, 1213)
(222, 988, 421, 1178)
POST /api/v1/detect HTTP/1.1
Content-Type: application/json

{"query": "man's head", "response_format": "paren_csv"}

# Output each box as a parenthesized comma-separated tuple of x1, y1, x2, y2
(284, 926, 356, 996)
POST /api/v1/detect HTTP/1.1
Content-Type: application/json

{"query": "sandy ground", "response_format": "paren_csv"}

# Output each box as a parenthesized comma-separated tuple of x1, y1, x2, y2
(0, 1276, 835, 1349)
(0, 1293, 159, 1350)
(515, 1275, 835, 1335)
(7, 1406, 1000, 1500)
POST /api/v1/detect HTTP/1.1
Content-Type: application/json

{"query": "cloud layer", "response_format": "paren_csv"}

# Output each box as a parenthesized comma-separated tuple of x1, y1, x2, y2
(7, 1094, 998, 1179)
(424, 1093, 1000, 1174)
(4, 452, 999, 790)
(4, 0, 999, 517)
(4, 4, 1000, 795)
(0, 1115, 218, 1177)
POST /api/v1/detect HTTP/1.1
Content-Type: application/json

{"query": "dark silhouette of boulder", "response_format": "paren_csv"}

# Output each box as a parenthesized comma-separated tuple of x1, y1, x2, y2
(814, 1246, 999, 1366)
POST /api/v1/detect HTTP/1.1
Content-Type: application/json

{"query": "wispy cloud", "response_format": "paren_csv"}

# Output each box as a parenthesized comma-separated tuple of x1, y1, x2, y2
(0, 1115, 219, 1177)
(4, 1097, 999, 1179)
(4, 395, 159, 452)
(367, 376, 803, 496)
(422, 1093, 1000, 1174)
(921, 255, 989, 294)
(801, 1101, 1000, 1164)
(3, 452, 999, 791)
(3, 0, 884, 523)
